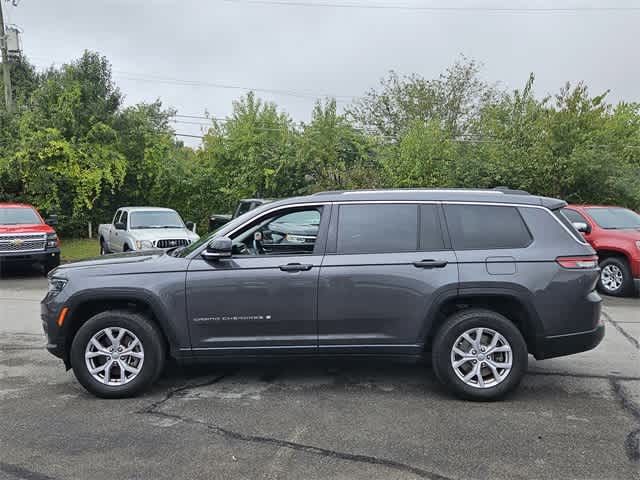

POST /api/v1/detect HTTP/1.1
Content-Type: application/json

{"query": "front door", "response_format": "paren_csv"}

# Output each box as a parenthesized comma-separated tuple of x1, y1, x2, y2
(186, 204, 330, 354)
(318, 203, 459, 354)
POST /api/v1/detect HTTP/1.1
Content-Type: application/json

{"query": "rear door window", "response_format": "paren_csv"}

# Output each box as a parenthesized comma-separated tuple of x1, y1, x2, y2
(337, 204, 418, 254)
(444, 204, 532, 250)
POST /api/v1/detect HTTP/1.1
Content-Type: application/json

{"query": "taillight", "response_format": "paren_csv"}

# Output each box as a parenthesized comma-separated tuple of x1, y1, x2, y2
(556, 255, 598, 269)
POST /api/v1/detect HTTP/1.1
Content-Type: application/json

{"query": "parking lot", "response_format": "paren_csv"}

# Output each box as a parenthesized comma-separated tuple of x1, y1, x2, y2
(1, 268, 639, 480)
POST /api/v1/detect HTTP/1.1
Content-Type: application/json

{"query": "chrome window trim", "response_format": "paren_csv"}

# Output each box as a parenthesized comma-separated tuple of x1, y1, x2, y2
(188, 202, 328, 258)
(330, 200, 588, 247)
(189, 198, 587, 258)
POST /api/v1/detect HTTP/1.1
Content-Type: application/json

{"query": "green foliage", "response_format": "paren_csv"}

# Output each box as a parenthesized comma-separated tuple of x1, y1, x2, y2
(1, 51, 639, 239)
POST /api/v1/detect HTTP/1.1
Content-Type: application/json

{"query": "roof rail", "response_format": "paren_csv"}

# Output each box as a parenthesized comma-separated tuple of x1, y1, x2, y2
(492, 186, 530, 195)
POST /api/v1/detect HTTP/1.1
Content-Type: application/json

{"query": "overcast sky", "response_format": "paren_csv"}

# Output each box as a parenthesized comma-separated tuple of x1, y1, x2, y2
(6, 0, 640, 144)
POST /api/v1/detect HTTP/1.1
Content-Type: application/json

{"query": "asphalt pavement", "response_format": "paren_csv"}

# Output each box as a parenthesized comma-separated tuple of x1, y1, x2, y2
(1, 266, 639, 480)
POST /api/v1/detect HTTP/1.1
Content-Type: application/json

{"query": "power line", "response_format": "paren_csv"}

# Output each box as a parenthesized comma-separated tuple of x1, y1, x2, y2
(29, 60, 353, 102)
(221, 0, 640, 13)
(114, 71, 353, 101)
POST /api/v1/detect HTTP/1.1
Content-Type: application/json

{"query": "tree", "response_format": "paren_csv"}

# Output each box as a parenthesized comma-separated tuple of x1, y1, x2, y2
(297, 98, 381, 191)
(347, 56, 495, 139)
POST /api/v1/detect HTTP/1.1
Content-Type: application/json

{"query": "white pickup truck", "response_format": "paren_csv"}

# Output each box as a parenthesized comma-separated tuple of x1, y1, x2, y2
(98, 207, 199, 254)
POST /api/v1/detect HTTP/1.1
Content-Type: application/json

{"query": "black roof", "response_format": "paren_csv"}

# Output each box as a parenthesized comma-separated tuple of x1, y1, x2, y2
(271, 188, 566, 210)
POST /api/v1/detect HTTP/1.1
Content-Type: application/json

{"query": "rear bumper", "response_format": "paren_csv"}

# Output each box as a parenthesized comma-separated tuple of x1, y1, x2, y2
(533, 323, 605, 360)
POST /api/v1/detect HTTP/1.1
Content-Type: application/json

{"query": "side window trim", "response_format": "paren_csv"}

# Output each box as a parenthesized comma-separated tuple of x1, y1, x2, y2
(226, 203, 331, 257)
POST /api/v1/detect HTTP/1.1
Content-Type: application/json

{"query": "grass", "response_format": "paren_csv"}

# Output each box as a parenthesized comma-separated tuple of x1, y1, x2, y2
(60, 238, 99, 263)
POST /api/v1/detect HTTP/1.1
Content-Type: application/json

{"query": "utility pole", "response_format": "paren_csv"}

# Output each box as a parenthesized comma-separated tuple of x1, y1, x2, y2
(0, 0, 14, 113)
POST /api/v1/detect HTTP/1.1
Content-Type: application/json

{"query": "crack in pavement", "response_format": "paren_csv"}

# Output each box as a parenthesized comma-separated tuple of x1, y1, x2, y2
(137, 373, 453, 480)
(603, 311, 640, 351)
(601, 312, 640, 463)
(0, 462, 60, 480)
(609, 378, 640, 463)
(528, 370, 640, 381)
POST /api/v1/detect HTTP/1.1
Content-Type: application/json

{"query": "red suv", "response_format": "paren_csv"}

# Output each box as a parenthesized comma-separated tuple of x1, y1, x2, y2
(0, 203, 61, 275)
(563, 205, 640, 296)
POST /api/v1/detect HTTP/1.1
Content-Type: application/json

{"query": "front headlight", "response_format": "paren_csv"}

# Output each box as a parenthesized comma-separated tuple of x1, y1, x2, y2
(46, 233, 59, 248)
(48, 277, 68, 296)
(135, 240, 154, 250)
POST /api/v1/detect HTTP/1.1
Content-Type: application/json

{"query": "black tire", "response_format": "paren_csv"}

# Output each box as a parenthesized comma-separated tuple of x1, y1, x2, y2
(70, 310, 166, 398)
(432, 309, 528, 401)
(123, 244, 130, 252)
(99, 238, 109, 255)
(597, 257, 633, 297)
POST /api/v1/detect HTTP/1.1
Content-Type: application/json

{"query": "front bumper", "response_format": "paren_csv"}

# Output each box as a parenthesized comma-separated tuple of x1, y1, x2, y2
(0, 248, 60, 264)
(41, 293, 70, 367)
(533, 323, 605, 360)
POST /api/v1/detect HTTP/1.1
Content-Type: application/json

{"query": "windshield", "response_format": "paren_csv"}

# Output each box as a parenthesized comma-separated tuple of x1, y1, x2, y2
(585, 207, 640, 229)
(130, 210, 184, 229)
(0, 207, 42, 225)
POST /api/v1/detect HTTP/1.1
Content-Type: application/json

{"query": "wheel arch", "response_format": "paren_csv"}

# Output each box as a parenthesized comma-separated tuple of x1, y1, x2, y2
(596, 248, 631, 264)
(62, 289, 177, 366)
(422, 285, 543, 355)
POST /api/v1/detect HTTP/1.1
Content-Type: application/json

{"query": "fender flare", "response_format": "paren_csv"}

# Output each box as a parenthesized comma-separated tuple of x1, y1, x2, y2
(419, 283, 544, 347)
(65, 287, 180, 348)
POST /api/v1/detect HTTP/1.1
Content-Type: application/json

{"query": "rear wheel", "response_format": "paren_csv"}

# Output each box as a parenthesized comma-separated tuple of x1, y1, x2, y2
(598, 257, 632, 297)
(70, 310, 165, 398)
(432, 309, 528, 401)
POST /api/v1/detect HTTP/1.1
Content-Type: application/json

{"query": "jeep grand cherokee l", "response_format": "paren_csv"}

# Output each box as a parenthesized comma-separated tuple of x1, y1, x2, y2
(41, 189, 604, 401)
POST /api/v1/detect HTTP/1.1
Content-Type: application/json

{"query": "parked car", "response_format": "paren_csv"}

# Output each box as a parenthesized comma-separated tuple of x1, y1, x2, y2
(98, 207, 199, 254)
(208, 198, 273, 232)
(563, 205, 640, 297)
(42, 189, 603, 400)
(0, 203, 60, 275)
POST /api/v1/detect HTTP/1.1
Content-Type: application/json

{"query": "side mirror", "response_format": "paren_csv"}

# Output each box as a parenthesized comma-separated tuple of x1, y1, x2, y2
(186, 221, 196, 232)
(202, 237, 232, 261)
(573, 222, 591, 234)
(45, 215, 58, 226)
(115, 222, 126, 231)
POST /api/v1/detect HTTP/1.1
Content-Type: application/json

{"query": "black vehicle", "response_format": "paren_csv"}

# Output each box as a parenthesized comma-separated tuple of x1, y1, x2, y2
(208, 198, 273, 232)
(42, 189, 604, 400)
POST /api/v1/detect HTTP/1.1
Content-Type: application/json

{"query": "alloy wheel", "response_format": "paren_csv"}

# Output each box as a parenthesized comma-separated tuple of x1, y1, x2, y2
(450, 327, 513, 389)
(84, 327, 144, 386)
(601, 264, 623, 292)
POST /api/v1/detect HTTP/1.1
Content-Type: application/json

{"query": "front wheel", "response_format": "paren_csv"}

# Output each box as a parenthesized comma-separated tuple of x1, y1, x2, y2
(99, 238, 109, 255)
(598, 257, 633, 297)
(432, 309, 528, 401)
(70, 310, 165, 398)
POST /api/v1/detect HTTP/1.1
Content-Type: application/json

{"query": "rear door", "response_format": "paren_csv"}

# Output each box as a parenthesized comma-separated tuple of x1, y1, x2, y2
(317, 202, 459, 354)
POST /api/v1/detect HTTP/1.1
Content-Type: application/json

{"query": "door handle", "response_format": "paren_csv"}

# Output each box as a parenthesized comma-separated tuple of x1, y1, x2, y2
(279, 263, 313, 272)
(413, 259, 448, 269)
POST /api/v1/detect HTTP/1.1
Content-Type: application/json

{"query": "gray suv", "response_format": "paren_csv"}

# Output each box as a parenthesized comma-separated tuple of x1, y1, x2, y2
(41, 189, 604, 400)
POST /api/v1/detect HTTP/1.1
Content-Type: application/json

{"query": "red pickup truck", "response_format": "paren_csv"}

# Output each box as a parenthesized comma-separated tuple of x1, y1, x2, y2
(563, 205, 640, 297)
(0, 203, 61, 276)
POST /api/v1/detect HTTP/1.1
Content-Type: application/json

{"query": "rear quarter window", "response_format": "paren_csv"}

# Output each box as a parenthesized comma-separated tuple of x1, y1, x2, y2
(444, 204, 532, 250)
